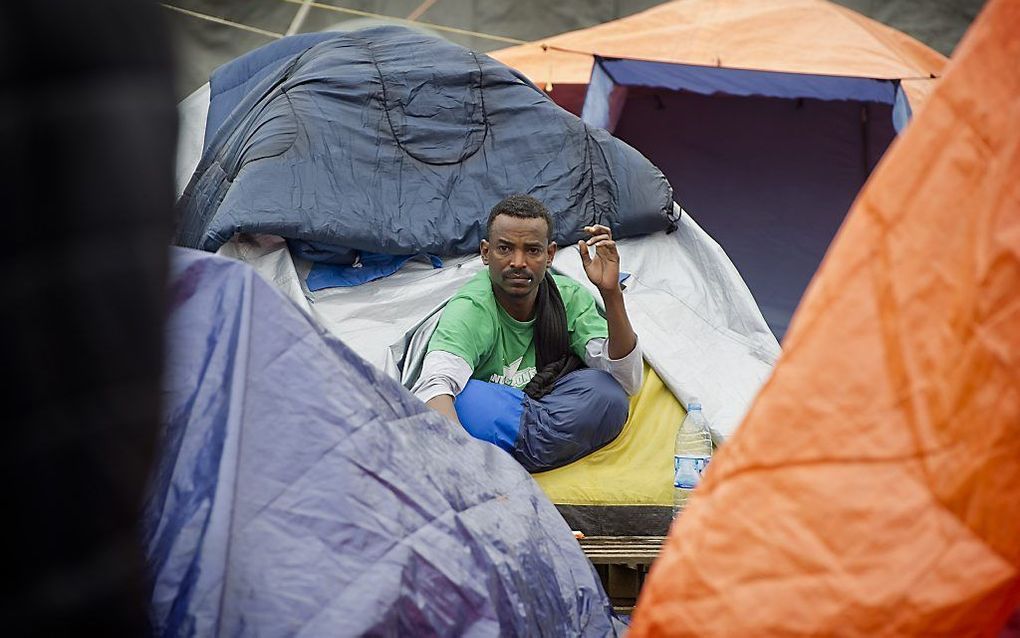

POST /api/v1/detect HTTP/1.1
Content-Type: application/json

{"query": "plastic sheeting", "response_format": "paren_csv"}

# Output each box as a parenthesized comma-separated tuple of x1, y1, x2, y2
(176, 26, 673, 256)
(147, 247, 622, 636)
(306, 253, 444, 290)
(631, 0, 1020, 633)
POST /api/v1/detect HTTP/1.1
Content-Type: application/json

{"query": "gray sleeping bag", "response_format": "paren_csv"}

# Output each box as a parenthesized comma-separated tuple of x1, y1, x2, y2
(176, 26, 674, 256)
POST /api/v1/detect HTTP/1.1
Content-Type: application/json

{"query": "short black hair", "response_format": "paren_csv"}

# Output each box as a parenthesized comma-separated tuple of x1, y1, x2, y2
(486, 194, 553, 241)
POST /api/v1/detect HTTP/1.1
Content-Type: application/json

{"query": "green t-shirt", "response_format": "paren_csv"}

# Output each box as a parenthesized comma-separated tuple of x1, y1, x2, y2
(427, 270, 609, 389)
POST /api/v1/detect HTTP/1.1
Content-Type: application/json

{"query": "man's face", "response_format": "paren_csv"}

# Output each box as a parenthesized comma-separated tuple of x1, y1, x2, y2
(481, 214, 557, 299)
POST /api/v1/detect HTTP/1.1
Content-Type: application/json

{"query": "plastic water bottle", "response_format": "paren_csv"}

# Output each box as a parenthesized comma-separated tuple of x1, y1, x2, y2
(673, 399, 712, 518)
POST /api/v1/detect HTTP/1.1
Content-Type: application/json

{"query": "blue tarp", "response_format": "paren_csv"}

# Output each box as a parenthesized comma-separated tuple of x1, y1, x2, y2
(305, 252, 443, 290)
(145, 248, 620, 636)
(176, 26, 673, 257)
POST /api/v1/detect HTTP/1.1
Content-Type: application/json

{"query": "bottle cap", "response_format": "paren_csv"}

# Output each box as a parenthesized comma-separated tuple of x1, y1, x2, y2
(687, 400, 702, 411)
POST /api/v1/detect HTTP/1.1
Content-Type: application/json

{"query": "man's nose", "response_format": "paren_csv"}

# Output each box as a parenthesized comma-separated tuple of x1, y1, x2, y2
(510, 249, 527, 268)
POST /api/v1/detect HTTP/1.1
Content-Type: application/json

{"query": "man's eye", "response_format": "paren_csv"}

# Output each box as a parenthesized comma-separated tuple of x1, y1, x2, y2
(528, 248, 541, 255)
(497, 245, 511, 254)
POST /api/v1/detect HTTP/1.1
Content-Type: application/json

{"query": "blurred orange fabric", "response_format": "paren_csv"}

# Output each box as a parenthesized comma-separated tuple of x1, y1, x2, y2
(629, 0, 1020, 635)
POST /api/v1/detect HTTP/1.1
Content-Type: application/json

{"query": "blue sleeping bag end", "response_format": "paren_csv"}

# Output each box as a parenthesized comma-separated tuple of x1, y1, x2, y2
(455, 380, 524, 452)
(453, 369, 629, 473)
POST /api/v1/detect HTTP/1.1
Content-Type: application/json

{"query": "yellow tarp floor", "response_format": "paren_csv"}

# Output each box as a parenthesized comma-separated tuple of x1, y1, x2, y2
(534, 363, 684, 508)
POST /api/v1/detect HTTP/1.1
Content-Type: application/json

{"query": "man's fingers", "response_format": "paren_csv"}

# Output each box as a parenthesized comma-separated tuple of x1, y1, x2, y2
(585, 233, 612, 246)
(577, 239, 593, 265)
(590, 239, 617, 251)
(584, 224, 612, 238)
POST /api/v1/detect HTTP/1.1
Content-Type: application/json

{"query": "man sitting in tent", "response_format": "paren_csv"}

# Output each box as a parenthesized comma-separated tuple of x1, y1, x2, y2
(412, 194, 643, 472)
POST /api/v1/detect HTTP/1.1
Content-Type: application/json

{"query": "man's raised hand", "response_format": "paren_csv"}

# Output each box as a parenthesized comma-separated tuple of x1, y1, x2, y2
(577, 224, 620, 294)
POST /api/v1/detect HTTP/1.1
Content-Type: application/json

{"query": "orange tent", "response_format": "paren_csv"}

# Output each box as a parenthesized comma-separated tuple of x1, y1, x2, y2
(630, 0, 1020, 633)
(492, 0, 950, 340)
(491, 0, 945, 116)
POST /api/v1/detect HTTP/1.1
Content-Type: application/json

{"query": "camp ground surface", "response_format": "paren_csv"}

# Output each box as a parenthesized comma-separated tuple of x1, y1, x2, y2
(152, 0, 1017, 635)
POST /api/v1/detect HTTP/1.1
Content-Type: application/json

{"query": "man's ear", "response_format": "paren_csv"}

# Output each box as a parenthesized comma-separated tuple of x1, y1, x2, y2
(547, 242, 557, 265)
(480, 239, 489, 265)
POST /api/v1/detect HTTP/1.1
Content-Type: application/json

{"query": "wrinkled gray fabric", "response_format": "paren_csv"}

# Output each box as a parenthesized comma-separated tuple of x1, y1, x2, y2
(176, 26, 673, 255)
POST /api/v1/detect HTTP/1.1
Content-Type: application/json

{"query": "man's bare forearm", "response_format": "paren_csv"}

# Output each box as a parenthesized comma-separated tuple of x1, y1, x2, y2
(601, 288, 637, 360)
(426, 394, 462, 426)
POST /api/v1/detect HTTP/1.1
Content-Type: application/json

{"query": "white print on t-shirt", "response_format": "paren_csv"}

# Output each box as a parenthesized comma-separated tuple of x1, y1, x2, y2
(489, 356, 537, 388)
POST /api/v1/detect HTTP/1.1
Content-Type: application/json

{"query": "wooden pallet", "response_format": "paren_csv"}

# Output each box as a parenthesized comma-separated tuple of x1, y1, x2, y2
(578, 536, 665, 565)
(578, 536, 667, 613)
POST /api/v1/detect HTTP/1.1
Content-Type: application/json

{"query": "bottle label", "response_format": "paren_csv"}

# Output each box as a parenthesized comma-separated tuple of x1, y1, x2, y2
(674, 455, 710, 489)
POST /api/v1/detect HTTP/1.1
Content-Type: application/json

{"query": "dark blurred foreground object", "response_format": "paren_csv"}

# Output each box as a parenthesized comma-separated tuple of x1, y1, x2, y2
(0, 1, 176, 634)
